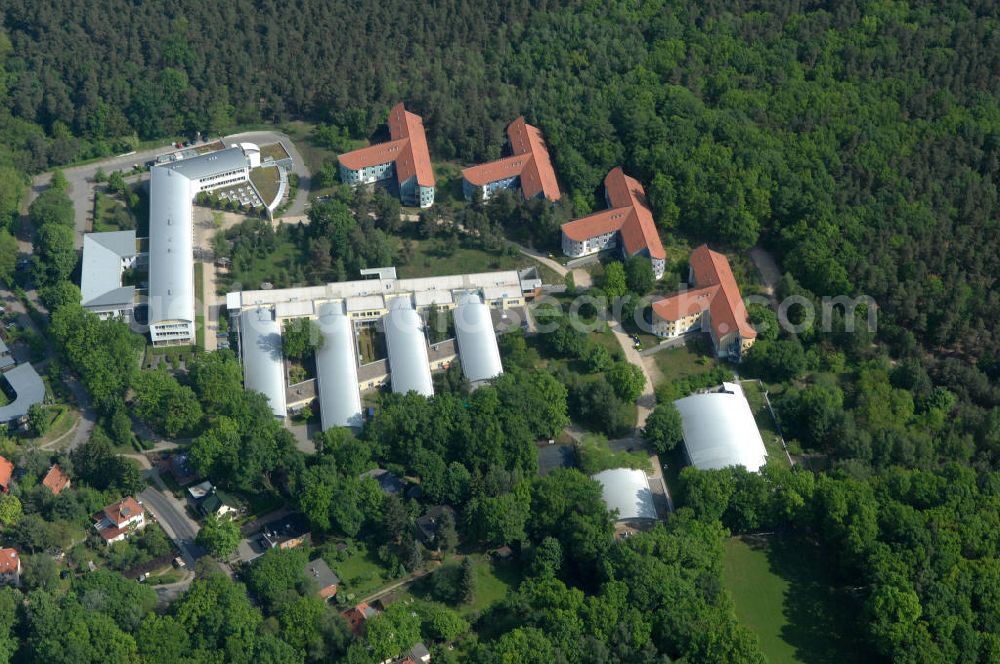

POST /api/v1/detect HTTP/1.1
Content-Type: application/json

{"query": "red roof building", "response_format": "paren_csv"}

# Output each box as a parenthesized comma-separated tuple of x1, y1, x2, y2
(651, 245, 757, 360)
(341, 602, 379, 636)
(0, 548, 19, 586)
(42, 464, 71, 496)
(560, 168, 665, 279)
(93, 496, 146, 544)
(338, 103, 436, 208)
(462, 117, 561, 202)
(0, 456, 12, 493)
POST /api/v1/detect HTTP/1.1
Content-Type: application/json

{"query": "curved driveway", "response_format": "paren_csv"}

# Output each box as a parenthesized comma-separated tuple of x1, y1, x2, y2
(27, 130, 312, 249)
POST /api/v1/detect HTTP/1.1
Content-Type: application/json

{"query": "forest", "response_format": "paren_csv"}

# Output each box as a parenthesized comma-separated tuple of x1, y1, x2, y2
(0, 0, 999, 662)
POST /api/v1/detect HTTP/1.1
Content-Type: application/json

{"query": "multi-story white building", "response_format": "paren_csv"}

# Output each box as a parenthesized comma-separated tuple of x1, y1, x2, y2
(227, 268, 537, 428)
(148, 144, 259, 345)
(461, 117, 561, 203)
(338, 103, 435, 208)
(93, 496, 146, 545)
(560, 168, 666, 279)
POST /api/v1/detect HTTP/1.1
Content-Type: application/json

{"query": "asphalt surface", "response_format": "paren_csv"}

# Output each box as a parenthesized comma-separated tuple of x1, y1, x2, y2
(29, 129, 312, 249)
(139, 471, 205, 568)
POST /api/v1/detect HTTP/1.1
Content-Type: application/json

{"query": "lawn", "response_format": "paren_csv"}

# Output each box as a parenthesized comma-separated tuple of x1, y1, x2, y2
(327, 548, 394, 600)
(220, 239, 302, 292)
(399, 238, 540, 280)
(739, 380, 790, 468)
(356, 325, 386, 364)
(463, 553, 522, 616)
(33, 404, 79, 446)
(652, 343, 716, 385)
(194, 263, 205, 350)
(250, 165, 281, 207)
(92, 191, 137, 233)
(722, 535, 872, 664)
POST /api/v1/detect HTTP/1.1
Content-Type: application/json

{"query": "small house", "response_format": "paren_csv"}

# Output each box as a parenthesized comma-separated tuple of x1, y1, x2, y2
(41, 464, 71, 496)
(304, 558, 340, 600)
(93, 497, 146, 544)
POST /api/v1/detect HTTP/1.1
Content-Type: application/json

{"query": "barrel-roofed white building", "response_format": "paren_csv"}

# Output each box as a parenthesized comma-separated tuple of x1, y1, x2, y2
(148, 146, 255, 345)
(383, 297, 434, 397)
(453, 292, 503, 386)
(673, 382, 768, 472)
(315, 301, 363, 430)
(591, 468, 657, 523)
(239, 306, 287, 418)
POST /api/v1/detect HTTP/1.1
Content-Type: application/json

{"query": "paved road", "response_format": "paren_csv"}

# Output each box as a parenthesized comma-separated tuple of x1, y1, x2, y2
(28, 129, 312, 248)
(225, 130, 312, 217)
(140, 469, 205, 568)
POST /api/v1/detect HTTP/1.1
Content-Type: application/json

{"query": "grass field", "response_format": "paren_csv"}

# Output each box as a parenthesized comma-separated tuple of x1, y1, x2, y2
(652, 342, 716, 384)
(739, 380, 790, 467)
(464, 553, 522, 615)
(723, 536, 872, 664)
(93, 191, 137, 233)
(328, 548, 394, 600)
(194, 263, 205, 350)
(260, 142, 290, 162)
(399, 238, 530, 279)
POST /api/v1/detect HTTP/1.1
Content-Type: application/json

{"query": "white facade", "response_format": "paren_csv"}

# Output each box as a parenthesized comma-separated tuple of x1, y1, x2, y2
(561, 229, 618, 258)
(673, 383, 768, 472)
(149, 146, 254, 345)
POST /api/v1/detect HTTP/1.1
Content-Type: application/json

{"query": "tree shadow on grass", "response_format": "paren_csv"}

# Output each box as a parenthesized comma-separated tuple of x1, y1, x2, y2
(749, 535, 878, 664)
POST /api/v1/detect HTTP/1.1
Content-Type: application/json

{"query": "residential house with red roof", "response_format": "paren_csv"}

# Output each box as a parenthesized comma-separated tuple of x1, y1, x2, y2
(342, 602, 380, 636)
(651, 244, 757, 360)
(560, 168, 666, 279)
(0, 548, 20, 587)
(462, 117, 560, 203)
(0, 456, 12, 494)
(338, 103, 435, 208)
(42, 464, 71, 496)
(93, 496, 146, 545)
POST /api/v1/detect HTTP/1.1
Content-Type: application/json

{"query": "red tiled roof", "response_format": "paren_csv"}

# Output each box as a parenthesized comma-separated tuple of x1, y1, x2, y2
(560, 168, 665, 260)
(653, 245, 757, 341)
(560, 208, 631, 241)
(651, 286, 720, 320)
(0, 548, 18, 574)
(338, 103, 435, 188)
(100, 497, 144, 527)
(42, 464, 70, 496)
(341, 602, 377, 636)
(0, 456, 11, 491)
(462, 117, 561, 201)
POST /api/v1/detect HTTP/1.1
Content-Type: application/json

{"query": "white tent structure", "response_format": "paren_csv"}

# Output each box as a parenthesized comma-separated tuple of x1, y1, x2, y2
(239, 306, 287, 418)
(315, 302, 363, 429)
(673, 382, 768, 472)
(383, 297, 434, 397)
(453, 292, 503, 385)
(591, 468, 657, 522)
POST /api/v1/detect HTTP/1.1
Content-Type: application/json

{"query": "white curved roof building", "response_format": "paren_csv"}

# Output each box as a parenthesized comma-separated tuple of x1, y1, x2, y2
(315, 302, 363, 429)
(384, 298, 433, 397)
(673, 382, 768, 472)
(591, 468, 656, 522)
(453, 293, 503, 385)
(149, 146, 252, 345)
(240, 306, 287, 417)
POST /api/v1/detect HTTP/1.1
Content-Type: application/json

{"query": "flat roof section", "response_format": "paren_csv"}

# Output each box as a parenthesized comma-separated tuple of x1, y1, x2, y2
(315, 302, 363, 430)
(383, 298, 433, 397)
(0, 363, 45, 422)
(240, 306, 287, 417)
(453, 293, 503, 385)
